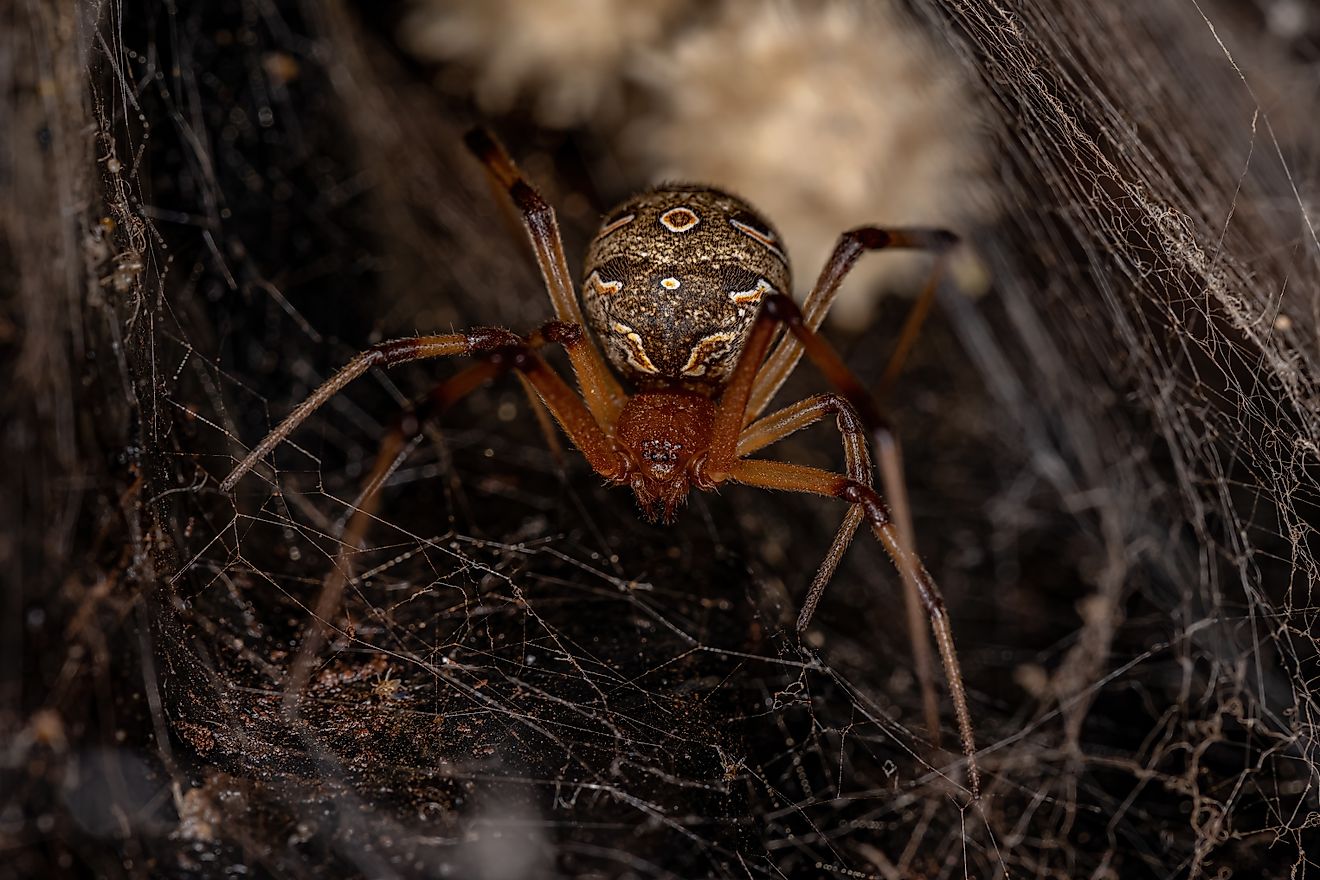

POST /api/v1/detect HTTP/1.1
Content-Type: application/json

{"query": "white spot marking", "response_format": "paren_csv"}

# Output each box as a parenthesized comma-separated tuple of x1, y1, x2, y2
(585, 270, 623, 297)
(680, 331, 737, 377)
(729, 278, 774, 305)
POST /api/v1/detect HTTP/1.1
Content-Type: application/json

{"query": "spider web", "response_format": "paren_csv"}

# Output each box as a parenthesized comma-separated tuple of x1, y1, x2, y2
(7, 0, 1318, 877)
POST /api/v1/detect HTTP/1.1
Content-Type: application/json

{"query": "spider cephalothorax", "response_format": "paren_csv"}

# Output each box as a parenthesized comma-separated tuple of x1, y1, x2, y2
(219, 128, 982, 799)
(611, 389, 716, 522)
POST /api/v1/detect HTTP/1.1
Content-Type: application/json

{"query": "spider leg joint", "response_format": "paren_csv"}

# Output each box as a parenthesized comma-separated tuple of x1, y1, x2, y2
(838, 479, 893, 527)
(761, 292, 803, 325)
(541, 321, 584, 347)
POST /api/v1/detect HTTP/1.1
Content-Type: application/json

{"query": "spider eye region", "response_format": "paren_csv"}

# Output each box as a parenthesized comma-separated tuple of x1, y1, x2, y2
(613, 390, 715, 521)
(641, 439, 682, 476)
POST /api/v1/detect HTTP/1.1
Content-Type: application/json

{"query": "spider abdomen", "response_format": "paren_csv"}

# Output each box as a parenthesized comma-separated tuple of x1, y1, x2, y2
(581, 187, 791, 392)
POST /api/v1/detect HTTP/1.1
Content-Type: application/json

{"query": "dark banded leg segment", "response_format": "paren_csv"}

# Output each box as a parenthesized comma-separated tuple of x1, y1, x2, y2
(221, 334, 472, 492)
(737, 393, 872, 631)
(725, 458, 980, 800)
(749, 294, 945, 748)
(464, 128, 625, 427)
(273, 322, 621, 711)
(334, 322, 586, 552)
(746, 226, 958, 421)
(221, 323, 621, 494)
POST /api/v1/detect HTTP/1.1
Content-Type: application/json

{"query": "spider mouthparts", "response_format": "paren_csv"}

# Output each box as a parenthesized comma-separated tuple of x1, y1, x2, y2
(630, 473, 690, 524)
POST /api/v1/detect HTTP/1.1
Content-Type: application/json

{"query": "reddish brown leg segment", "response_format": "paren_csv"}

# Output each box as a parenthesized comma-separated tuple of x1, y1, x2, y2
(464, 128, 625, 427)
(737, 393, 871, 476)
(221, 334, 472, 491)
(334, 322, 573, 544)
(222, 324, 621, 492)
(707, 294, 936, 641)
(457, 323, 621, 479)
(703, 307, 783, 479)
(746, 226, 957, 422)
(264, 323, 620, 709)
(725, 458, 981, 799)
(748, 293, 944, 747)
(737, 393, 872, 630)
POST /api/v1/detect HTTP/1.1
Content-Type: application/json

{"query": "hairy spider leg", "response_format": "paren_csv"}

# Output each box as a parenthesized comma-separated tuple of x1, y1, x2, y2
(753, 293, 945, 749)
(220, 325, 619, 491)
(221, 334, 469, 492)
(746, 226, 957, 421)
(744, 229, 958, 752)
(334, 323, 569, 551)
(338, 360, 505, 538)
(464, 128, 625, 427)
(221, 323, 621, 710)
(737, 393, 872, 627)
(742, 345, 940, 748)
(726, 458, 981, 800)
(285, 334, 562, 711)
(703, 295, 980, 799)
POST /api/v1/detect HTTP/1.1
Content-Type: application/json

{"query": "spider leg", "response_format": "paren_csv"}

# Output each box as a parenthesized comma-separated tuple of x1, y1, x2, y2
(464, 128, 625, 426)
(221, 323, 621, 492)
(746, 226, 956, 421)
(723, 458, 981, 800)
(247, 323, 621, 710)
(335, 359, 507, 548)
(737, 394, 870, 631)
(710, 295, 945, 747)
(336, 323, 567, 541)
(763, 294, 948, 734)
(875, 262, 946, 401)
(514, 371, 568, 467)
(221, 334, 470, 491)
(285, 357, 541, 713)
(705, 306, 783, 467)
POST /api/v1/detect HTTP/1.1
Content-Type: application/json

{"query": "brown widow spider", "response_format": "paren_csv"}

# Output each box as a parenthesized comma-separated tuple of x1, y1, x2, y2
(220, 128, 981, 798)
